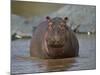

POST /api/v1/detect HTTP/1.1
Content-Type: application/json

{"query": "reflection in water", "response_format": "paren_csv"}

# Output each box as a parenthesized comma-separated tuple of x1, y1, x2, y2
(15, 56, 76, 73)
(44, 58, 76, 72)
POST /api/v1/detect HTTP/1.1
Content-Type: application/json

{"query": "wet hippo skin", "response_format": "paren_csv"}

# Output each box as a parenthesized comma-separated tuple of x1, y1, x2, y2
(30, 16, 79, 59)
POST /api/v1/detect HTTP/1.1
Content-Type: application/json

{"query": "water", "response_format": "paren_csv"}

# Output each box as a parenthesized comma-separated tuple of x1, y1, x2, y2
(11, 34, 96, 74)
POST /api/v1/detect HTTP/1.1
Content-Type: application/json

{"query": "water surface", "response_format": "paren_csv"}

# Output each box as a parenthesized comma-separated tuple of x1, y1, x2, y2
(11, 34, 96, 74)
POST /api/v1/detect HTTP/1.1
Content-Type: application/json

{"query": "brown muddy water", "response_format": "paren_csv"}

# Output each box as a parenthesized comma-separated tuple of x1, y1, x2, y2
(11, 34, 96, 74)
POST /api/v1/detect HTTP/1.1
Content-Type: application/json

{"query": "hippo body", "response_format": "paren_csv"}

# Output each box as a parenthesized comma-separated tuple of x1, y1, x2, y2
(30, 17, 79, 59)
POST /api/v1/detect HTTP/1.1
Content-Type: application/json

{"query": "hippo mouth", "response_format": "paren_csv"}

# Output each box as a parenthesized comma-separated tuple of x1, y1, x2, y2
(46, 44, 65, 58)
(48, 44, 64, 48)
(44, 38, 65, 55)
(47, 43, 65, 51)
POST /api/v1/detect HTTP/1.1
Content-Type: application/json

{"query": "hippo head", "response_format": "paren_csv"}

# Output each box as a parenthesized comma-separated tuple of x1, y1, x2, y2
(45, 16, 69, 57)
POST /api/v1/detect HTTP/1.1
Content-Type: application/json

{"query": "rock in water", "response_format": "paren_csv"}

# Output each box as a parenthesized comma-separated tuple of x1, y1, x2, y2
(30, 16, 79, 59)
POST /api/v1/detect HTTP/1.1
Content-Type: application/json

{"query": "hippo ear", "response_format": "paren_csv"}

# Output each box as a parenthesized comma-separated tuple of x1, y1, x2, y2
(64, 17, 68, 21)
(46, 16, 51, 22)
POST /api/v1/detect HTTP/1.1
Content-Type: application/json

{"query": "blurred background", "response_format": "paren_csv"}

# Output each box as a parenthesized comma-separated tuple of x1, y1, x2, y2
(11, 1, 96, 36)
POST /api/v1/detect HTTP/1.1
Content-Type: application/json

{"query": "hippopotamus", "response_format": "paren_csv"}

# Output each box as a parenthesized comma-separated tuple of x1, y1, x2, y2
(30, 16, 79, 59)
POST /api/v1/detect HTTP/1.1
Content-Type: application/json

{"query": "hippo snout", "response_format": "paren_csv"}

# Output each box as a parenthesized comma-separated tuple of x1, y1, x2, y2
(51, 38, 61, 44)
(47, 38, 65, 48)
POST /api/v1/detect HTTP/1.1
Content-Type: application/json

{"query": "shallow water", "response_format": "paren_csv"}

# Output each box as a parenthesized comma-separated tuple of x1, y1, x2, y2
(11, 34, 96, 74)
